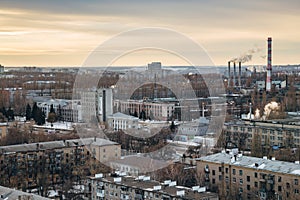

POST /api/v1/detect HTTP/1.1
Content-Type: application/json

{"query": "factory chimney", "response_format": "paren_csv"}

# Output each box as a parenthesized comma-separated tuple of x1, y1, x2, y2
(233, 62, 236, 87)
(238, 62, 242, 87)
(102, 90, 106, 122)
(266, 37, 272, 92)
(228, 61, 231, 78)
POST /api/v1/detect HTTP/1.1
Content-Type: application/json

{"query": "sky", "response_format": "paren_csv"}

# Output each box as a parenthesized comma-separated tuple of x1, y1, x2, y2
(0, 0, 300, 67)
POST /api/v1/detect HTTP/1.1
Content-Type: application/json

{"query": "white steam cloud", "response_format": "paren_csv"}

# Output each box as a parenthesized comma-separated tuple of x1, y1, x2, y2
(231, 47, 262, 63)
(254, 101, 280, 120)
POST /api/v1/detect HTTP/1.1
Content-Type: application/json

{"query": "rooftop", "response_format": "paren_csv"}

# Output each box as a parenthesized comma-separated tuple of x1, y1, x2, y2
(91, 175, 218, 199)
(197, 152, 300, 176)
(110, 155, 169, 172)
(0, 185, 49, 199)
(0, 138, 118, 154)
(108, 112, 139, 120)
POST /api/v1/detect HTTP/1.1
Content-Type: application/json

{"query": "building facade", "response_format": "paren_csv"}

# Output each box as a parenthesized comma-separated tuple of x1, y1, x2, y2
(197, 152, 300, 200)
(86, 173, 219, 200)
(80, 88, 113, 123)
(0, 138, 120, 191)
(114, 99, 176, 121)
(223, 120, 300, 150)
(0, 122, 8, 139)
(107, 112, 139, 131)
(37, 99, 82, 122)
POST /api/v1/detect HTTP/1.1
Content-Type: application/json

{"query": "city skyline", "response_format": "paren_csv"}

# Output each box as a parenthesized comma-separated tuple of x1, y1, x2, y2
(0, 0, 300, 67)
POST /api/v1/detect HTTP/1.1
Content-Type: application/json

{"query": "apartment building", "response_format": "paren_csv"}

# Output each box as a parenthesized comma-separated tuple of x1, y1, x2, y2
(86, 173, 219, 200)
(223, 120, 300, 150)
(197, 152, 300, 200)
(0, 138, 120, 190)
(0, 122, 8, 139)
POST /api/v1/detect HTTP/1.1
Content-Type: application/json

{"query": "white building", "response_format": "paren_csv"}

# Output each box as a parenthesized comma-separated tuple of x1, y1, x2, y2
(114, 99, 176, 121)
(80, 88, 113, 123)
(107, 112, 139, 130)
(37, 99, 82, 122)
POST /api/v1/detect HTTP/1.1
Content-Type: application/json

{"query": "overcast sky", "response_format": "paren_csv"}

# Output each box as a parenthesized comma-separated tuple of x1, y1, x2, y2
(0, 0, 300, 66)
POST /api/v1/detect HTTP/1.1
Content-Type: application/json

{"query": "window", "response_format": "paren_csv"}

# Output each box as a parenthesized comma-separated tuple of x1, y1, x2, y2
(278, 176, 282, 182)
(212, 178, 215, 184)
(225, 176, 229, 183)
(233, 177, 236, 183)
(247, 193, 252, 199)
(247, 185, 250, 191)
(219, 167, 222, 172)
(219, 175, 223, 181)
(247, 176, 250, 182)
(240, 179, 243, 184)
(278, 186, 282, 192)
(239, 170, 243, 176)
(254, 172, 257, 178)
(286, 183, 290, 189)
(212, 170, 215, 176)
(225, 168, 228, 173)
(248, 128, 252, 132)
(295, 189, 299, 194)
(295, 179, 298, 185)
(254, 182, 258, 188)
(233, 169, 236, 175)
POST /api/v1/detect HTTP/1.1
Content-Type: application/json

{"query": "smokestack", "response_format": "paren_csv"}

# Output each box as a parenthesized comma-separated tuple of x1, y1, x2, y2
(266, 37, 272, 92)
(103, 90, 106, 122)
(233, 62, 236, 87)
(228, 61, 231, 78)
(238, 62, 242, 87)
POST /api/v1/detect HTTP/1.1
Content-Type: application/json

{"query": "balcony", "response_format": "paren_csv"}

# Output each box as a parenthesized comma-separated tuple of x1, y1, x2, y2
(96, 191, 105, 197)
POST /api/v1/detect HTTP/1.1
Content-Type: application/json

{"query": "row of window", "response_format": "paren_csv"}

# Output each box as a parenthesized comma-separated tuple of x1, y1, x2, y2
(229, 126, 299, 135)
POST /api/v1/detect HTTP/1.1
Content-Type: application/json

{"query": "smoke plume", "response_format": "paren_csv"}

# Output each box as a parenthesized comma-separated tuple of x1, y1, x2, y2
(254, 101, 280, 120)
(231, 47, 262, 63)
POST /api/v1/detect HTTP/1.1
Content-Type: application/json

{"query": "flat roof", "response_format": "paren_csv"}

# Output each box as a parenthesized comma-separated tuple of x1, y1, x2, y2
(198, 152, 300, 176)
(0, 138, 118, 154)
(0, 185, 50, 199)
(91, 175, 218, 199)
